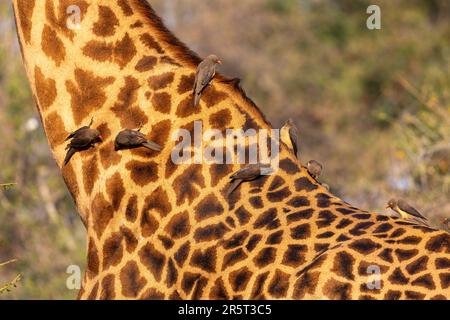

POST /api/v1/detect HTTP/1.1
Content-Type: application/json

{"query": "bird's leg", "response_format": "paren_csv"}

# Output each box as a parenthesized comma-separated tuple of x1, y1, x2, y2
(87, 117, 94, 128)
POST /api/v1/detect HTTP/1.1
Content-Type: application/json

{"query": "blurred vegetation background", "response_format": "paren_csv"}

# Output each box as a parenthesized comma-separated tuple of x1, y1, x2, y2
(0, 0, 449, 299)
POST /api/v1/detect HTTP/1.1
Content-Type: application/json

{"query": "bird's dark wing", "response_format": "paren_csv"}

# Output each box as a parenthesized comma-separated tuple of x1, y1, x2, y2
(230, 165, 262, 181)
(398, 200, 426, 219)
(65, 126, 87, 141)
(142, 140, 162, 151)
(69, 135, 94, 149)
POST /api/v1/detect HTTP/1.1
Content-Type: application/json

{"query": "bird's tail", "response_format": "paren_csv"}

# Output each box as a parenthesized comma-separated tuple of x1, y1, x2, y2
(194, 93, 201, 107)
(64, 148, 76, 166)
(142, 141, 162, 152)
(226, 180, 242, 198)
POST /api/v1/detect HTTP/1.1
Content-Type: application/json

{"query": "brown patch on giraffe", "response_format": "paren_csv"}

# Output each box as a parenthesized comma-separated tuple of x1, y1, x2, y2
(151, 92, 171, 114)
(210, 278, 229, 300)
(34, 66, 56, 111)
(135, 56, 158, 73)
(66, 68, 114, 125)
(384, 290, 402, 300)
(398, 236, 422, 245)
(279, 158, 300, 175)
(194, 194, 225, 222)
(15, 0, 35, 44)
(176, 96, 200, 118)
(349, 221, 375, 236)
(120, 226, 138, 253)
(96, 122, 112, 141)
(141, 288, 165, 300)
(229, 267, 252, 292)
(125, 195, 138, 222)
(91, 193, 114, 238)
(105, 173, 125, 211)
(288, 196, 310, 208)
(378, 248, 394, 263)
(222, 231, 249, 250)
(43, 111, 67, 147)
(126, 160, 158, 186)
(210, 164, 233, 186)
(99, 274, 115, 300)
(41, 24, 66, 66)
(181, 272, 201, 296)
(141, 187, 172, 219)
(86, 238, 99, 278)
(293, 271, 320, 299)
(166, 258, 178, 288)
(81, 155, 99, 195)
(222, 248, 247, 271)
(266, 230, 283, 244)
(190, 246, 217, 273)
(246, 234, 263, 252)
(131, 20, 144, 29)
(139, 243, 166, 282)
(99, 141, 122, 170)
(209, 109, 232, 129)
(268, 176, 285, 191)
(158, 235, 174, 250)
(348, 238, 381, 255)
(294, 177, 318, 192)
(250, 272, 270, 299)
(253, 247, 276, 268)
(61, 164, 79, 201)
(111, 76, 148, 128)
(148, 72, 175, 91)
(394, 248, 419, 262)
(282, 245, 307, 268)
(234, 206, 251, 226)
(86, 282, 99, 300)
(331, 251, 355, 281)
(165, 211, 190, 240)
(201, 86, 228, 108)
(194, 223, 230, 242)
(117, 0, 133, 16)
(174, 241, 190, 267)
(140, 33, 164, 54)
(388, 267, 409, 285)
(336, 218, 353, 229)
(140, 208, 159, 237)
(411, 274, 436, 290)
(268, 270, 290, 298)
(174, 165, 206, 206)
(405, 291, 426, 300)
(316, 210, 337, 228)
(102, 232, 124, 270)
(82, 33, 137, 69)
(287, 209, 315, 222)
(178, 74, 195, 94)
(373, 223, 394, 233)
(435, 257, 450, 269)
(93, 5, 119, 37)
(253, 208, 278, 230)
(165, 157, 178, 179)
(323, 278, 352, 300)
(120, 261, 147, 298)
(425, 233, 450, 253)
(406, 256, 429, 275)
(390, 228, 406, 238)
(440, 273, 450, 289)
(291, 223, 311, 240)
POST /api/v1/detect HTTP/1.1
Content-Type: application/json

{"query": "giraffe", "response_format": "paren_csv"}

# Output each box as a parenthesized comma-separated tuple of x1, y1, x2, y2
(12, 0, 450, 300)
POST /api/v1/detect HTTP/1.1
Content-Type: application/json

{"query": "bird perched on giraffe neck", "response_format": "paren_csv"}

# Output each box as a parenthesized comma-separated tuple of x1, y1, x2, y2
(307, 160, 323, 180)
(115, 128, 162, 152)
(193, 54, 222, 107)
(227, 163, 273, 197)
(386, 199, 427, 222)
(64, 120, 102, 166)
(281, 118, 299, 158)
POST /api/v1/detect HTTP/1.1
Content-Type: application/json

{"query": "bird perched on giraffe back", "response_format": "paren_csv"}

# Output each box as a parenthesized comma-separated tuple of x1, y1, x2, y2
(115, 128, 162, 152)
(386, 199, 427, 221)
(281, 118, 299, 158)
(227, 163, 273, 197)
(64, 122, 102, 166)
(193, 54, 222, 107)
(307, 160, 323, 180)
